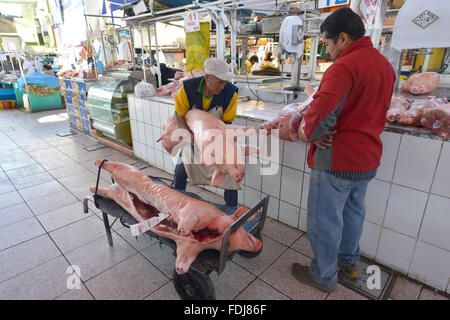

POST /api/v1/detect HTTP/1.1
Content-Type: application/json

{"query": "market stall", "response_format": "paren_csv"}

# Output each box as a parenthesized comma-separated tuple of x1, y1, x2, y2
(122, 0, 450, 295)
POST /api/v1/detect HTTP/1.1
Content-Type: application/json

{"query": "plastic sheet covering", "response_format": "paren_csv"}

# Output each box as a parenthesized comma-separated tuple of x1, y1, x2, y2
(135, 82, 156, 98)
(185, 22, 210, 72)
(16, 72, 61, 90)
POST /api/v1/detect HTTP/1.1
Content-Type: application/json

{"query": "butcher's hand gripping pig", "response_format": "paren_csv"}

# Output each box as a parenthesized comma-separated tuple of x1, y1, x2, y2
(401, 72, 440, 95)
(91, 159, 261, 274)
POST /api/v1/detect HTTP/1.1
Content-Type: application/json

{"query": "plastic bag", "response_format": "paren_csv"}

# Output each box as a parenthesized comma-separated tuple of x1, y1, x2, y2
(135, 81, 156, 98)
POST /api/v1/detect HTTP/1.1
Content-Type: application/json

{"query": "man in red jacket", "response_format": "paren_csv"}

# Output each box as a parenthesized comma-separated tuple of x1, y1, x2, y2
(291, 7, 396, 293)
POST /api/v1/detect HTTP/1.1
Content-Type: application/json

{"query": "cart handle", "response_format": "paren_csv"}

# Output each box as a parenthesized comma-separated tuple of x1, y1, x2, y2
(218, 195, 270, 275)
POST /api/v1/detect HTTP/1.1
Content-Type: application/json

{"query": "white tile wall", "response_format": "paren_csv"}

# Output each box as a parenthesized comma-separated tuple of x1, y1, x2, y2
(419, 194, 450, 251)
(130, 119, 138, 143)
(128, 95, 136, 120)
(376, 132, 401, 182)
(279, 200, 300, 228)
(280, 166, 303, 207)
(143, 99, 152, 124)
(245, 159, 262, 190)
(431, 142, 450, 198)
(150, 102, 161, 127)
(360, 221, 381, 260)
(260, 134, 284, 165)
(283, 141, 307, 171)
(393, 135, 442, 192)
(365, 179, 390, 225)
(147, 147, 156, 166)
(261, 162, 281, 198)
(135, 97, 144, 122)
(409, 241, 450, 292)
(244, 186, 261, 208)
(145, 124, 154, 149)
(376, 228, 415, 274)
(159, 103, 170, 124)
(137, 122, 146, 146)
(237, 188, 244, 206)
(301, 172, 310, 210)
(299, 208, 307, 232)
(263, 193, 279, 220)
(155, 150, 164, 169)
(152, 126, 162, 151)
(384, 185, 428, 238)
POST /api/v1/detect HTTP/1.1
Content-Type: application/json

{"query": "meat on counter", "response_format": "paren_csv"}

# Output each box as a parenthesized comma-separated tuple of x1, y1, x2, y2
(400, 72, 440, 95)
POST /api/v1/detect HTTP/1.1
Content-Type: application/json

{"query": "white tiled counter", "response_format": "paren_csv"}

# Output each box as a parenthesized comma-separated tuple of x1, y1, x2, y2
(128, 93, 450, 294)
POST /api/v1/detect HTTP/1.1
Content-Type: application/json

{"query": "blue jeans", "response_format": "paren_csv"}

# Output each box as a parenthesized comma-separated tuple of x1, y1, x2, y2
(307, 169, 372, 290)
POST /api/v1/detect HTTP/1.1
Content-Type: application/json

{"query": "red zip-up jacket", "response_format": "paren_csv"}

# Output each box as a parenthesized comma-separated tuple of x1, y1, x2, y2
(303, 36, 396, 173)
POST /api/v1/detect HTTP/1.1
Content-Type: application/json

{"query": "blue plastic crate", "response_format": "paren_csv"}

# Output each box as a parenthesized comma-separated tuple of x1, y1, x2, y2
(0, 88, 16, 101)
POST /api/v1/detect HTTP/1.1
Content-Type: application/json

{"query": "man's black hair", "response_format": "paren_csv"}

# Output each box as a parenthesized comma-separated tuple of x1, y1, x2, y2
(43, 64, 52, 70)
(249, 55, 259, 63)
(320, 7, 365, 43)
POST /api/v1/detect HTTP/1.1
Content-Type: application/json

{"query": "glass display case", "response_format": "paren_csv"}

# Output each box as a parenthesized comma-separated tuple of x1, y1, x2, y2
(87, 72, 138, 145)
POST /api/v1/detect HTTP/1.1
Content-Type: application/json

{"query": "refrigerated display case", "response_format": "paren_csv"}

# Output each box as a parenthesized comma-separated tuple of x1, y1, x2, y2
(87, 72, 138, 145)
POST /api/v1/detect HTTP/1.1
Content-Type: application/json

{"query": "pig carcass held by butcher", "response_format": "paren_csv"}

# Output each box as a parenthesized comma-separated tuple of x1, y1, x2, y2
(91, 159, 262, 274)
(260, 84, 316, 142)
(400, 72, 440, 95)
(157, 110, 259, 187)
(155, 69, 205, 98)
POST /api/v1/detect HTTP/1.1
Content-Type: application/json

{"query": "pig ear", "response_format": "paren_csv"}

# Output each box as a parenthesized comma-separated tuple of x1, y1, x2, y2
(211, 170, 225, 187)
(242, 145, 260, 156)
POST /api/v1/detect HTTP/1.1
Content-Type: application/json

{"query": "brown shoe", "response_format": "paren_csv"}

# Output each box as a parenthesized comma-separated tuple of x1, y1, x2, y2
(338, 263, 358, 279)
(291, 263, 335, 293)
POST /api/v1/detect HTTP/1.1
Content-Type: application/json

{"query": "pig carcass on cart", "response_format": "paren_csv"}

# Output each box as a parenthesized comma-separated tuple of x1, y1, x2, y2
(83, 159, 269, 300)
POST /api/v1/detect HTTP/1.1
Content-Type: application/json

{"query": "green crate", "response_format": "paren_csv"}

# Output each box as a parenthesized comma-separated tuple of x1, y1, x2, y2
(14, 85, 63, 111)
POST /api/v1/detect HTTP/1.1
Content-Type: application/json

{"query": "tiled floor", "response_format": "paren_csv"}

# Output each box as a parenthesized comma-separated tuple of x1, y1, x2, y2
(0, 108, 448, 300)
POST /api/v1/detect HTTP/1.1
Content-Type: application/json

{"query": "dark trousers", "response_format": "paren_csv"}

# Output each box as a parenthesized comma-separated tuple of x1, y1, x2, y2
(173, 160, 238, 207)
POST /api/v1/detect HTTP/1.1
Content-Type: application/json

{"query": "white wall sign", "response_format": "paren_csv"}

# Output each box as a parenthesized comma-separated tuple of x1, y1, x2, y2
(360, 0, 380, 25)
(184, 11, 200, 33)
(318, 0, 350, 9)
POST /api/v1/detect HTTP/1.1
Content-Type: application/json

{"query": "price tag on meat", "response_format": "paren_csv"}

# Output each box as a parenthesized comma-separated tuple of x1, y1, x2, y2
(184, 11, 200, 33)
(130, 213, 170, 237)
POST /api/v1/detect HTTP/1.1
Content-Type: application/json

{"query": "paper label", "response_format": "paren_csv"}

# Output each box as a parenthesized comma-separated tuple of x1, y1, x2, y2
(130, 213, 170, 237)
(184, 11, 200, 33)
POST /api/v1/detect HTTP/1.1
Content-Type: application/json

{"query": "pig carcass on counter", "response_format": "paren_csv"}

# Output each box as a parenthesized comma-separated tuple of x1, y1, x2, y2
(260, 84, 316, 142)
(157, 110, 259, 186)
(91, 159, 261, 274)
(421, 103, 450, 138)
(396, 96, 448, 126)
(386, 96, 411, 122)
(400, 72, 440, 95)
(155, 69, 205, 98)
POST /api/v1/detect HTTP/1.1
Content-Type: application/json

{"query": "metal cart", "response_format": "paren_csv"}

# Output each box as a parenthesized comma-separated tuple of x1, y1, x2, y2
(83, 161, 269, 300)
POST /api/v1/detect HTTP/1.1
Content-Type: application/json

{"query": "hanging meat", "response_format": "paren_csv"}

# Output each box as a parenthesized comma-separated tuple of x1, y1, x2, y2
(91, 159, 261, 274)
(421, 103, 450, 138)
(155, 69, 205, 98)
(400, 72, 440, 95)
(260, 84, 316, 142)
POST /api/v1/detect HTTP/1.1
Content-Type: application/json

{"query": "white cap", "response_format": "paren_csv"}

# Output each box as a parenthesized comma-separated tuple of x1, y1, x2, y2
(204, 58, 234, 81)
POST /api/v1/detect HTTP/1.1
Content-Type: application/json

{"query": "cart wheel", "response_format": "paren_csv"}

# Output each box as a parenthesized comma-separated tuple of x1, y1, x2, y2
(173, 269, 216, 300)
(238, 234, 263, 258)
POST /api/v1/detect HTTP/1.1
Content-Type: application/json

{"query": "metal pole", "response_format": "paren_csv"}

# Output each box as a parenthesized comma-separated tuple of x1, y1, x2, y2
(230, 4, 237, 83)
(309, 35, 318, 81)
(129, 27, 136, 71)
(371, 0, 388, 50)
(139, 26, 147, 82)
(147, 25, 153, 66)
(153, 23, 162, 88)
(82, 0, 98, 80)
(100, 30, 108, 67)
